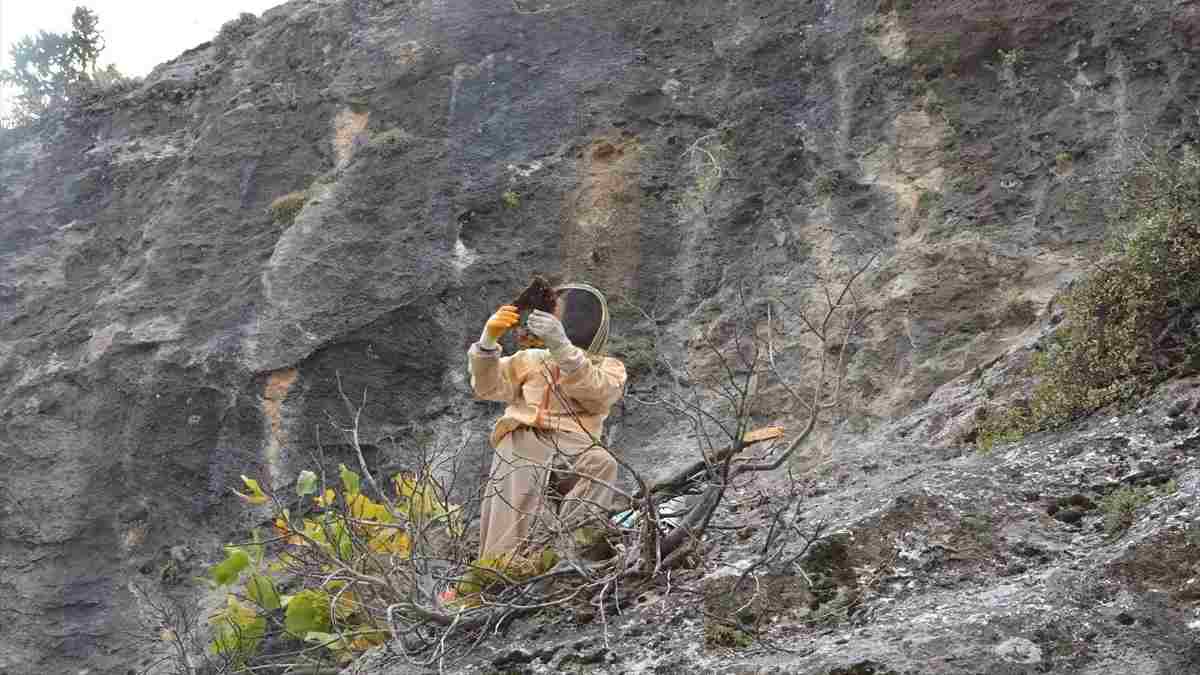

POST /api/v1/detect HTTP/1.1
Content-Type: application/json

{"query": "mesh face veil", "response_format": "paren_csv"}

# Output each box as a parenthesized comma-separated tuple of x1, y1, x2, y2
(555, 283, 610, 355)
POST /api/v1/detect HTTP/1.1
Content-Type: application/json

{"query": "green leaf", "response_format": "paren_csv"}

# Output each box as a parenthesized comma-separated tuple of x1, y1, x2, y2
(303, 631, 342, 646)
(539, 548, 560, 573)
(209, 597, 265, 657)
(330, 520, 354, 560)
(339, 464, 360, 496)
(285, 589, 332, 638)
(209, 547, 251, 586)
(234, 475, 268, 505)
(246, 574, 280, 610)
(297, 470, 319, 497)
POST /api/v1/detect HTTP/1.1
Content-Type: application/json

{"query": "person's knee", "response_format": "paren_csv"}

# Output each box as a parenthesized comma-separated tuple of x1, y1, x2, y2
(580, 449, 617, 478)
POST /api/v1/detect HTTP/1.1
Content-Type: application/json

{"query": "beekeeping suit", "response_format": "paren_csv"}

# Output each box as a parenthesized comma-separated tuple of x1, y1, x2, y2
(467, 283, 626, 560)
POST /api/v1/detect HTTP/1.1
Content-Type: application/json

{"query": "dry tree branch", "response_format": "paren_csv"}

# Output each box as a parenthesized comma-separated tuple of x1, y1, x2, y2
(220, 250, 879, 671)
(631, 251, 878, 567)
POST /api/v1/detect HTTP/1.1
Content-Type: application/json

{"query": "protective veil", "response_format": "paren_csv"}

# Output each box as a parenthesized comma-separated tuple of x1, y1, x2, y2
(555, 282, 610, 355)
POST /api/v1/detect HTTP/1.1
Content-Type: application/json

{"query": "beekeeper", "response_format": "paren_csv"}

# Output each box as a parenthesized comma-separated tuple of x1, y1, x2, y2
(467, 283, 627, 560)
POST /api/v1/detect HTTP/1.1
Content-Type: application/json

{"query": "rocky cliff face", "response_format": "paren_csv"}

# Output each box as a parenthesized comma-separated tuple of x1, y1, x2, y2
(3, 0, 1200, 672)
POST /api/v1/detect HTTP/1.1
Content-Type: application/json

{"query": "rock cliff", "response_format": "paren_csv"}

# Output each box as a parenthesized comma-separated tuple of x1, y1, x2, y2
(3, 0, 1200, 672)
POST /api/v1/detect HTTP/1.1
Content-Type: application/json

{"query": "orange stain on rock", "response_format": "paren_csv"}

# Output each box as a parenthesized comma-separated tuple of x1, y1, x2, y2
(561, 135, 642, 297)
(333, 108, 370, 167)
(262, 368, 298, 479)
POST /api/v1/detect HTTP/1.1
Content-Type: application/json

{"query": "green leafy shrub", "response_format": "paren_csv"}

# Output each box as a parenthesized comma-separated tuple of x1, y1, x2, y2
(210, 595, 267, 661)
(607, 334, 660, 377)
(206, 467, 465, 668)
(812, 170, 846, 198)
(367, 128, 410, 154)
(998, 48, 1026, 69)
(502, 190, 521, 208)
(1100, 485, 1154, 535)
(978, 146, 1200, 448)
(1055, 151, 1074, 175)
(269, 190, 309, 225)
(705, 623, 753, 649)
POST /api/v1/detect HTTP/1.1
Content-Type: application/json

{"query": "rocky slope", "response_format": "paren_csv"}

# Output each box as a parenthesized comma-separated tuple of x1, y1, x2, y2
(352, 377, 1200, 674)
(2, 0, 1200, 672)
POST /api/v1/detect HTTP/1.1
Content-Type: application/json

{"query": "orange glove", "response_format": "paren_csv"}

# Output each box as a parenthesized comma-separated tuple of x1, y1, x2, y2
(480, 305, 519, 349)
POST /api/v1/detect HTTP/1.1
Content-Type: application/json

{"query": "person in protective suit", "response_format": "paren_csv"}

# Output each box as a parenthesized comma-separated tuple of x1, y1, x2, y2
(467, 283, 627, 561)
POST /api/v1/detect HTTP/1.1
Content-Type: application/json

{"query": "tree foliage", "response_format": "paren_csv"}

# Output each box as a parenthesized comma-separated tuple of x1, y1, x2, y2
(1, 6, 110, 124)
(67, 6, 104, 75)
(205, 463, 467, 668)
(978, 145, 1200, 448)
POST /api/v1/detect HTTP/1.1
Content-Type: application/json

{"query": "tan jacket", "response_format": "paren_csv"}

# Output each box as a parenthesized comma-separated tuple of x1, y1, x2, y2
(468, 343, 627, 447)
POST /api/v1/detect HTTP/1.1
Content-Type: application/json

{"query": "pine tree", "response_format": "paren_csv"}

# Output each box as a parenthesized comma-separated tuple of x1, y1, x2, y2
(0, 6, 113, 125)
(69, 7, 104, 77)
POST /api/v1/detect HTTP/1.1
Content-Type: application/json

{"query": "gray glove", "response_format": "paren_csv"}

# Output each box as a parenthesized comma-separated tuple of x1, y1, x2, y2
(527, 310, 573, 358)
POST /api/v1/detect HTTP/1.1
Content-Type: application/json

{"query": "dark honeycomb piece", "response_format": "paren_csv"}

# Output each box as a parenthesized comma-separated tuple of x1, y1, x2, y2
(511, 275, 557, 348)
(512, 275, 558, 314)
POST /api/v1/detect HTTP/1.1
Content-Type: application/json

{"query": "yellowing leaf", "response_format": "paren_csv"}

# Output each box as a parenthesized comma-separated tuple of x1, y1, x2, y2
(314, 488, 336, 508)
(273, 511, 307, 542)
(234, 475, 268, 505)
(349, 634, 386, 651)
(304, 515, 351, 559)
(742, 425, 785, 445)
(347, 494, 390, 522)
(454, 550, 554, 598)
(394, 473, 418, 499)
(395, 473, 438, 514)
(394, 472, 460, 535)
(302, 518, 323, 537)
(367, 529, 410, 556)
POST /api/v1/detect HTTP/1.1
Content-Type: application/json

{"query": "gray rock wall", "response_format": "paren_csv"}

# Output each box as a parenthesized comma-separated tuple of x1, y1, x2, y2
(2, 0, 1199, 671)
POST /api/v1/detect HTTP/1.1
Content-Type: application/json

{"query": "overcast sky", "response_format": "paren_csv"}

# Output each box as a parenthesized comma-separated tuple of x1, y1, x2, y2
(1, 0, 283, 115)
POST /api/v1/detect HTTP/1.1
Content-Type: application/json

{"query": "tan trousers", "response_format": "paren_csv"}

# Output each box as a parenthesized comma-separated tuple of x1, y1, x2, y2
(478, 427, 618, 560)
